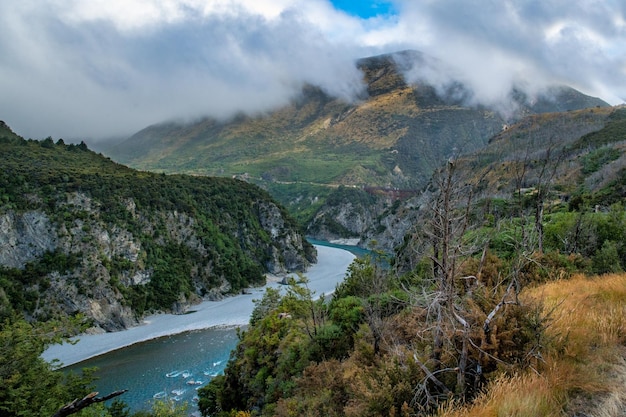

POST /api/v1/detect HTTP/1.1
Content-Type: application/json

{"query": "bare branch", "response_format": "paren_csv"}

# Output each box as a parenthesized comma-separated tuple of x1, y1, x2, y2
(412, 353, 453, 395)
(483, 279, 517, 336)
(52, 390, 128, 417)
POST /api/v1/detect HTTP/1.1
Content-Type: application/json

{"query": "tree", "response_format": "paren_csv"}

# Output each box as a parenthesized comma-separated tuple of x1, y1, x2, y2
(421, 158, 482, 399)
(0, 318, 95, 417)
(403, 155, 546, 409)
(510, 131, 564, 255)
(592, 240, 623, 274)
(333, 254, 401, 355)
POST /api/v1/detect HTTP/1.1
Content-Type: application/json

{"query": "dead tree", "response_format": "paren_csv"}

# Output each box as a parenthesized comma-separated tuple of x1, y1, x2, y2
(512, 129, 564, 255)
(52, 390, 127, 417)
(407, 152, 545, 409)
(418, 157, 483, 399)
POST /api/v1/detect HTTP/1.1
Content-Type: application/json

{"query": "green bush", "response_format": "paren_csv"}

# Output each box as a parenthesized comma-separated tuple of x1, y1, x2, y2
(592, 240, 624, 274)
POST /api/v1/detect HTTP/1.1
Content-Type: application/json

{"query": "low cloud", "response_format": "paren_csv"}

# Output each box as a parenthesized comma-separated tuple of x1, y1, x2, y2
(393, 0, 626, 109)
(0, 0, 370, 139)
(0, 0, 623, 140)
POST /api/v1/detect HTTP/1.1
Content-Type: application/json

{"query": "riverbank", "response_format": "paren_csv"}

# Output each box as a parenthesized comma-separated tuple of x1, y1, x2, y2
(43, 244, 355, 367)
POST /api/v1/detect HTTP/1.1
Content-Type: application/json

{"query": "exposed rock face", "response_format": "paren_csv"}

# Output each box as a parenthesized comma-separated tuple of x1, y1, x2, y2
(0, 192, 314, 332)
(0, 211, 57, 268)
(306, 190, 425, 254)
(308, 201, 376, 242)
(306, 188, 394, 250)
(45, 269, 138, 332)
(257, 201, 317, 273)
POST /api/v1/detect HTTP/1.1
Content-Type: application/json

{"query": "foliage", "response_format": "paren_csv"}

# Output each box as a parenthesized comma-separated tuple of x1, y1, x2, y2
(195, 137, 623, 416)
(0, 135, 312, 318)
(580, 147, 621, 175)
(543, 206, 626, 272)
(261, 182, 333, 227)
(570, 107, 626, 151)
(592, 240, 624, 274)
(0, 251, 80, 321)
(438, 273, 626, 417)
(130, 400, 187, 417)
(3, 102, 625, 417)
(198, 270, 375, 416)
(0, 314, 190, 417)
(199, 240, 550, 416)
(0, 317, 94, 417)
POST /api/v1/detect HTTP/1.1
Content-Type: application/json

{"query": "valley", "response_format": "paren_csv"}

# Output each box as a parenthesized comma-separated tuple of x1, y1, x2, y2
(1, 49, 625, 417)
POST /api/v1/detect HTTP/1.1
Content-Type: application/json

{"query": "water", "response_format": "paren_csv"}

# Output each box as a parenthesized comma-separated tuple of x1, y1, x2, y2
(307, 238, 371, 258)
(57, 242, 358, 414)
(65, 327, 241, 414)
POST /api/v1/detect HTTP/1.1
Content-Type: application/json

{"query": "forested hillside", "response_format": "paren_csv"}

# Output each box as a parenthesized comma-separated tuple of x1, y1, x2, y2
(2, 98, 624, 417)
(306, 106, 625, 253)
(0, 128, 315, 330)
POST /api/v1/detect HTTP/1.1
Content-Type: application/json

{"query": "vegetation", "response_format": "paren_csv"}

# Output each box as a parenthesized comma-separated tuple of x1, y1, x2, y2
(102, 52, 608, 226)
(0, 133, 313, 322)
(0, 314, 190, 416)
(0, 316, 94, 417)
(438, 273, 626, 417)
(199, 250, 626, 416)
(196, 134, 625, 415)
(0, 77, 622, 417)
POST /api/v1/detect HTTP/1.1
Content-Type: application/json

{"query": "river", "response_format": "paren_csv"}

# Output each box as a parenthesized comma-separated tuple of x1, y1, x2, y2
(65, 327, 239, 412)
(46, 244, 357, 414)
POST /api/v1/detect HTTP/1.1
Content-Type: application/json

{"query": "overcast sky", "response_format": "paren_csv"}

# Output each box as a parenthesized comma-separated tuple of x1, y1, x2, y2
(1, 0, 624, 140)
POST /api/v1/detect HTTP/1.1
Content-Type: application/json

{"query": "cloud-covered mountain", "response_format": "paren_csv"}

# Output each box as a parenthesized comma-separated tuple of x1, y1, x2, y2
(106, 50, 608, 190)
(1, 1, 623, 140)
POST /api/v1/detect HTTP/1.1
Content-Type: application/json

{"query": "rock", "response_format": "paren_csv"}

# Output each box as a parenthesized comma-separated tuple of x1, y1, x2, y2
(1, 191, 313, 332)
(0, 211, 57, 268)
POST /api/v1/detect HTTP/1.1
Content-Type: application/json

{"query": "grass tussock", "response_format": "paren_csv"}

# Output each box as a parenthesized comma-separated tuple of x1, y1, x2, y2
(438, 273, 626, 417)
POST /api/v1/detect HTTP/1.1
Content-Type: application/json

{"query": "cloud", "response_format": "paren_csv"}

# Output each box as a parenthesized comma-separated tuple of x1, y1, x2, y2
(0, 0, 623, 140)
(392, 0, 626, 108)
(0, 0, 372, 139)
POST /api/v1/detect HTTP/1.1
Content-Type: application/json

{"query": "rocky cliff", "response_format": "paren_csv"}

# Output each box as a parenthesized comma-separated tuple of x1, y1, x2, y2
(0, 135, 316, 332)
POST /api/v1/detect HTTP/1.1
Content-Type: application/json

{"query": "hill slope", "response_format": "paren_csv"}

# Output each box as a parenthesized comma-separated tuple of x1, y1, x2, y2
(105, 50, 608, 202)
(0, 132, 315, 331)
(309, 105, 625, 254)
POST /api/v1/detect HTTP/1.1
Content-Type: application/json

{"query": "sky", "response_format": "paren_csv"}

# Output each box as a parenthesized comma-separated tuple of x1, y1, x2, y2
(0, 0, 624, 140)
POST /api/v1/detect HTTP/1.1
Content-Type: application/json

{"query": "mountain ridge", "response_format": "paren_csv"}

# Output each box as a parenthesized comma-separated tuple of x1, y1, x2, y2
(105, 50, 608, 187)
(101, 50, 609, 238)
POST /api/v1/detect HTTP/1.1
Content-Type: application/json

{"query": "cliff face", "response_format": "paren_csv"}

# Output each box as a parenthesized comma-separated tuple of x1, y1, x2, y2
(0, 210, 58, 269)
(257, 201, 316, 273)
(0, 191, 315, 331)
(0, 136, 315, 332)
(305, 189, 422, 252)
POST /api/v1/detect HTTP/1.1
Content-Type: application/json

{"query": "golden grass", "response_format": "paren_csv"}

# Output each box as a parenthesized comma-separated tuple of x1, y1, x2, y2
(438, 273, 626, 417)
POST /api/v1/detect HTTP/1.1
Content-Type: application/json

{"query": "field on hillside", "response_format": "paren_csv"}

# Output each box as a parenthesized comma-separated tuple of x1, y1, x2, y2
(439, 273, 626, 417)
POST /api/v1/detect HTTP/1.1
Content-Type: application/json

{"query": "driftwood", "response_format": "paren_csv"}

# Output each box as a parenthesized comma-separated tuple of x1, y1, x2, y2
(52, 390, 128, 417)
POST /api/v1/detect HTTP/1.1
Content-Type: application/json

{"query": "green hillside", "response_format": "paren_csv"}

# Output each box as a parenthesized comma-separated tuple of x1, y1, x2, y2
(460, 106, 626, 202)
(0, 133, 315, 328)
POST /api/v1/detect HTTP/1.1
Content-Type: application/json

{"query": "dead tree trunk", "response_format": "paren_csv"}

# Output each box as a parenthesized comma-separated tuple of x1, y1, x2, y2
(52, 390, 127, 417)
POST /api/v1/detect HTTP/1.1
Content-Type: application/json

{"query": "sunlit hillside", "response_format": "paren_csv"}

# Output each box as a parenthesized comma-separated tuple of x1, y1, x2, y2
(440, 273, 626, 417)
(105, 51, 608, 192)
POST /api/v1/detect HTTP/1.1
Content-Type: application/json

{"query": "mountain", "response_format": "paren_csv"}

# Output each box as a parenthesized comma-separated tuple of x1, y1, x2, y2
(356, 105, 626, 257)
(104, 50, 608, 230)
(0, 131, 315, 331)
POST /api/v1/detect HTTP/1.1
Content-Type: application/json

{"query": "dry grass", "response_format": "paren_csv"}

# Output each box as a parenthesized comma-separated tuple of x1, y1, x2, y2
(438, 273, 626, 417)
